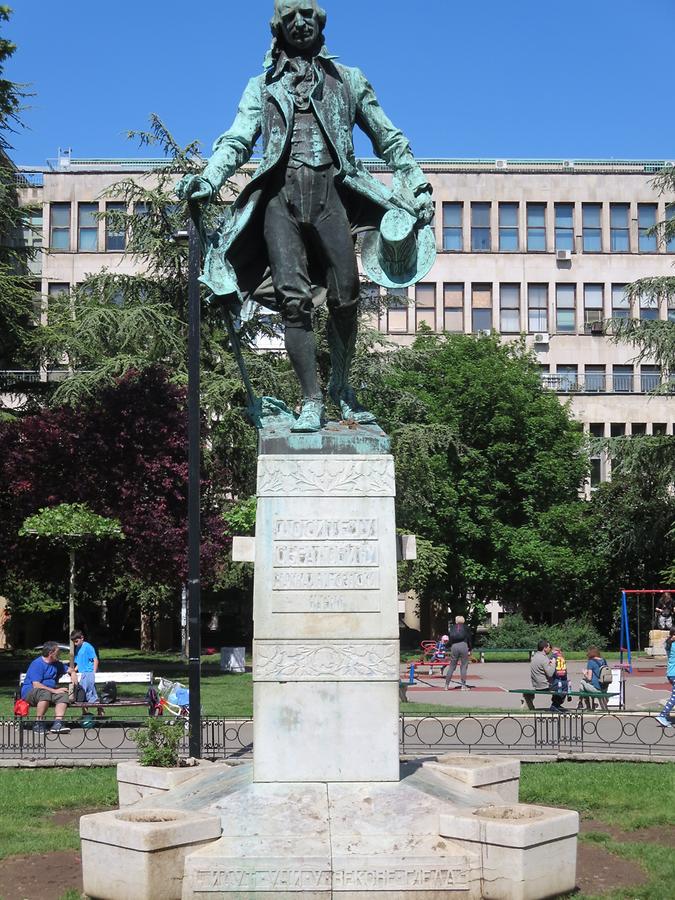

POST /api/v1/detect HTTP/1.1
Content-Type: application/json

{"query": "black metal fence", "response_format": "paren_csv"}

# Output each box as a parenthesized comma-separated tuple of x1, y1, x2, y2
(1, 713, 672, 761)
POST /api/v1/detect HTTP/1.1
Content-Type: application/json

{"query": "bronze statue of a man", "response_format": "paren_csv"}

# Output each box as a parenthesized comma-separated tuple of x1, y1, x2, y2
(179, 0, 433, 432)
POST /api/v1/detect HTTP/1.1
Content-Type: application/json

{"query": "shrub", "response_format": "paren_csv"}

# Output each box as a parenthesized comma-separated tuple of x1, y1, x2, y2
(480, 613, 606, 651)
(131, 718, 184, 767)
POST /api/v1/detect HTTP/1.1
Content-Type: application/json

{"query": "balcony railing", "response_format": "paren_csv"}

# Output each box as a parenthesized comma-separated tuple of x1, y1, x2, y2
(541, 374, 672, 394)
(0, 370, 81, 389)
(15, 171, 44, 188)
(0, 370, 41, 390)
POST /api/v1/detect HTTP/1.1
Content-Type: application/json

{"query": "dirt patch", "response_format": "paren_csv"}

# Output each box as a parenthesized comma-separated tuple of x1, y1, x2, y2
(581, 818, 675, 847)
(50, 806, 109, 827)
(576, 840, 649, 896)
(0, 850, 82, 900)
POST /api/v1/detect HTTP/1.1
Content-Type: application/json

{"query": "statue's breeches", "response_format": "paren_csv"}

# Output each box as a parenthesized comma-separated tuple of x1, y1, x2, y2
(263, 164, 360, 326)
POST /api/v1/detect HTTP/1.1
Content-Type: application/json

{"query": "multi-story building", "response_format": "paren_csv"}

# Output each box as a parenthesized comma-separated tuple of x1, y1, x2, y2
(5, 154, 674, 492)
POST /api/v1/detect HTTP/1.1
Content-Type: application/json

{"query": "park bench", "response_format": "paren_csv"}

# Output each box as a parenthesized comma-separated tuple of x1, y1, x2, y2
(18, 670, 154, 719)
(508, 688, 621, 711)
(477, 648, 534, 664)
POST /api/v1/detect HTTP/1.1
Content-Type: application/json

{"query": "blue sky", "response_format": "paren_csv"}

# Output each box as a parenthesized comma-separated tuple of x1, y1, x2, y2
(5, 0, 675, 166)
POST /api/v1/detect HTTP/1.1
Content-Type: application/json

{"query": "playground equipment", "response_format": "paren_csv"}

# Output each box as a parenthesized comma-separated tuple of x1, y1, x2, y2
(619, 588, 674, 672)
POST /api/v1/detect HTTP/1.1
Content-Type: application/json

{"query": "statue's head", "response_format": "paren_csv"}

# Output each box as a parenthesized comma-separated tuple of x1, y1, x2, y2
(271, 0, 327, 53)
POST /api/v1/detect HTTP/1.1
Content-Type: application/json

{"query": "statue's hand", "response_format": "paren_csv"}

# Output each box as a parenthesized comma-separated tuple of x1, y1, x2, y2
(175, 174, 214, 204)
(413, 189, 435, 227)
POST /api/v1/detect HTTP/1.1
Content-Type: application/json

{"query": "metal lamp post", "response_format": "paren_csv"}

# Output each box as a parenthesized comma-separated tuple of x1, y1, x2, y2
(187, 219, 202, 758)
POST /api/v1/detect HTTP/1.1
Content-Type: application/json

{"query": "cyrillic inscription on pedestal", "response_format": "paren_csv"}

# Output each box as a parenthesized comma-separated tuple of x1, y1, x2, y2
(193, 865, 332, 892)
(273, 568, 380, 591)
(332, 861, 469, 892)
(273, 517, 378, 540)
(274, 541, 379, 567)
(271, 592, 381, 613)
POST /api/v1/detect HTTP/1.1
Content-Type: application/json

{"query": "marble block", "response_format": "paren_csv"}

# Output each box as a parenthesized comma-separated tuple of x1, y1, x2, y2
(253, 681, 399, 782)
(439, 804, 579, 900)
(426, 755, 521, 803)
(80, 807, 222, 900)
(117, 761, 216, 807)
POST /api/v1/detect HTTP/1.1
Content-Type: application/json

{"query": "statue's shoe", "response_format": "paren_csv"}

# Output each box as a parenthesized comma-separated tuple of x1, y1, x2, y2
(291, 398, 325, 433)
(331, 386, 377, 426)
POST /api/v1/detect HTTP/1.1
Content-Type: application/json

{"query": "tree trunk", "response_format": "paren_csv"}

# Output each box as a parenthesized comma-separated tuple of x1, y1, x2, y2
(140, 608, 155, 651)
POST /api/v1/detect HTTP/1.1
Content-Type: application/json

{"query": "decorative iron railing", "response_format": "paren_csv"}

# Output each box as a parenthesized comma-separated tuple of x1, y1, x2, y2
(1, 714, 672, 761)
(540, 373, 672, 394)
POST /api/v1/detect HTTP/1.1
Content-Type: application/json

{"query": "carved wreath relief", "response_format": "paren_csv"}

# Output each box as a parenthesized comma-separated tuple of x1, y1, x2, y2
(255, 640, 399, 680)
(257, 456, 395, 497)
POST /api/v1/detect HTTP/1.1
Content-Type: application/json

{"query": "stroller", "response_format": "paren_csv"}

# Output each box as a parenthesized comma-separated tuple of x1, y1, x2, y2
(149, 677, 190, 723)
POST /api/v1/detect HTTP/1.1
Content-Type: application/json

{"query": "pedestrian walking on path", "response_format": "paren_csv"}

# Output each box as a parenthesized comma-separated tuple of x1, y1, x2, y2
(444, 616, 472, 690)
(656, 627, 675, 728)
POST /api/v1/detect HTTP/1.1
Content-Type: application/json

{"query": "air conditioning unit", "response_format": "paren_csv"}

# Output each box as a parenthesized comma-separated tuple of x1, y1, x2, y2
(495, 159, 507, 169)
(478, 329, 492, 337)
(556, 250, 572, 261)
(533, 332, 550, 345)
(590, 321, 605, 335)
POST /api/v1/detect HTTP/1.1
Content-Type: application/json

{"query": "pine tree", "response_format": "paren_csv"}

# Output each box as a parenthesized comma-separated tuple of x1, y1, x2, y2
(0, 6, 36, 371)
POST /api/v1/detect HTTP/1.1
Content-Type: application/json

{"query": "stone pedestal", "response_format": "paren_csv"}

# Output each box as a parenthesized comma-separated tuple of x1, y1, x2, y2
(252, 428, 399, 783)
(646, 629, 669, 657)
(81, 423, 579, 900)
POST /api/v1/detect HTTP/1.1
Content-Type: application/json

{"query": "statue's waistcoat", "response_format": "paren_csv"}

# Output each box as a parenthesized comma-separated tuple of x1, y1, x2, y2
(288, 111, 333, 169)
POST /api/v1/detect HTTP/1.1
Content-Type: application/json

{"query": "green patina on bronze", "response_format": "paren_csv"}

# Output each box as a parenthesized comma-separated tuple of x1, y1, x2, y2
(178, 0, 433, 434)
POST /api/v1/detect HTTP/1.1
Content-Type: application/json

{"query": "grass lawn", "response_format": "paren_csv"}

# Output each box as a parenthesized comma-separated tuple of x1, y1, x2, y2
(520, 762, 675, 899)
(0, 768, 117, 861)
(520, 761, 673, 830)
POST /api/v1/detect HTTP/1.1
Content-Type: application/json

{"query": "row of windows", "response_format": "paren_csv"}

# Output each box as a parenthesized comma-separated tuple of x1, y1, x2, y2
(587, 422, 674, 437)
(441, 201, 675, 254)
(49, 202, 149, 252)
(45, 199, 674, 255)
(541, 364, 665, 394)
(587, 422, 675, 487)
(379, 282, 675, 335)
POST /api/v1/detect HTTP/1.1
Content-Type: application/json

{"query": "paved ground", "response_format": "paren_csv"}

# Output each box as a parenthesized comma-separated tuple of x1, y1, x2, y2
(402, 657, 671, 712)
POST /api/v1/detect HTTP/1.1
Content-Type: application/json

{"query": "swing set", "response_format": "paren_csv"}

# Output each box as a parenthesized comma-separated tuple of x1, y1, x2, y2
(618, 588, 674, 673)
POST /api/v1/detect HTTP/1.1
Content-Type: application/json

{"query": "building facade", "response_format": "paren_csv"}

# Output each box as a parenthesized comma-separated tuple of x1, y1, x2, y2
(7, 154, 675, 492)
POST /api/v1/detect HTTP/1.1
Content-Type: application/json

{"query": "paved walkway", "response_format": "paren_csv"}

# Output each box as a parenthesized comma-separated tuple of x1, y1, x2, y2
(402, 657, 671, 712)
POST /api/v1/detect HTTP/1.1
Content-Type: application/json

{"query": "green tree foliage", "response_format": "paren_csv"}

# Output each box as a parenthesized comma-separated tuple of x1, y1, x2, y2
(608, 166, 675, 585)
(481, 612, 606, 652)
(587, 441, 675, 621)
(364, 332, 595, 631)
(611, 165, 674, 396)
(0, 6, 35, 369)
(19, 502, 124, 544)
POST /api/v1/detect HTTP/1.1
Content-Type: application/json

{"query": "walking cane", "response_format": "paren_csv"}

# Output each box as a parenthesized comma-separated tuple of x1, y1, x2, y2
(187, 199, 260, 415)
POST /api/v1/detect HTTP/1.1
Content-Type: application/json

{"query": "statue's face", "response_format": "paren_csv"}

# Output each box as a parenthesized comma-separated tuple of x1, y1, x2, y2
(277, 0, 321, 51)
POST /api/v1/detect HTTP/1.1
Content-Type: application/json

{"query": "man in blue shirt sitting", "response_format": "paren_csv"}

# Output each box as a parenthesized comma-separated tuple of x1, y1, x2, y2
(71, 629, 99, 703)
(21, 641, 74, 733)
